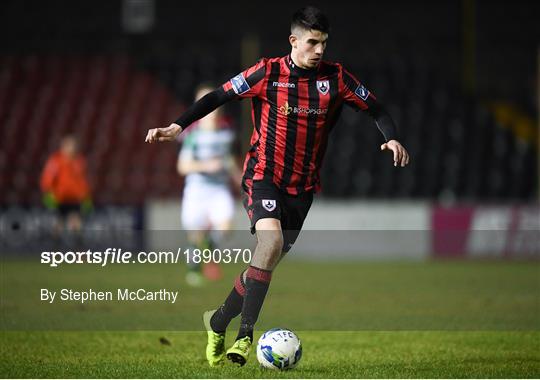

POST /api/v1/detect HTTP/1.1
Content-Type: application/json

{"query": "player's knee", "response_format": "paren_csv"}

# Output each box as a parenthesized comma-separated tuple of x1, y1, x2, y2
(255, 218, 283, 256)
(254, 231, 283, 269)
(257, 230, 284, 257)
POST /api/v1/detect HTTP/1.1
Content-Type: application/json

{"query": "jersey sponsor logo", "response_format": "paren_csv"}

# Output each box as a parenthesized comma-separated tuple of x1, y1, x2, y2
(230, 73, 250, 95)
(278, 101, 293, 115)
(262, 199, 276, 212)
(316, 80, 329, 95)
(273, 81, 296, 88)
(354, 84, 370, 101)
(278, 101, 327, 116)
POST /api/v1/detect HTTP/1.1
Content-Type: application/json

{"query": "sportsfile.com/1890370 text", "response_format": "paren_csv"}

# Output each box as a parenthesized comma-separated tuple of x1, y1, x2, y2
(40, 248, 253, 267)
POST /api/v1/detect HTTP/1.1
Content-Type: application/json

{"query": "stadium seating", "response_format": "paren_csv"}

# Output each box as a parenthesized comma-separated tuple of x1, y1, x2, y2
(0, 55, 183, 206)
(0, 54, 536, 206)
(319, 59, 537, 200)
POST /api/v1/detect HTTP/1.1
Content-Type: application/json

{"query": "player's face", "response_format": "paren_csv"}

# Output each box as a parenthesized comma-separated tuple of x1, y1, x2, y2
(61, 137, 77, 157)
(290, 29, 328, 69)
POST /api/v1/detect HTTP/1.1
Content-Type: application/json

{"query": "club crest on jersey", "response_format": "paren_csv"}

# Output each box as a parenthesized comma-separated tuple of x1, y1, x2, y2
(354, 84, 370, 101)
(230, 73, 250, 95)
(317, 80, 330, 95)
(262, 199, 276, 212)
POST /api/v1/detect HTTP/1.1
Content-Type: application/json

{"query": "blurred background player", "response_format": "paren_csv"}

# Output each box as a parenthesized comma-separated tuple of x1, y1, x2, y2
(40, 135, 92, 238)
(177, 83, 241, 287)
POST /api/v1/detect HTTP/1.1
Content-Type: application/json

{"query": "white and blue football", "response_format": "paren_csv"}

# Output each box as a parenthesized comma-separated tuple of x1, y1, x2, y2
(256, 328, 302, 370)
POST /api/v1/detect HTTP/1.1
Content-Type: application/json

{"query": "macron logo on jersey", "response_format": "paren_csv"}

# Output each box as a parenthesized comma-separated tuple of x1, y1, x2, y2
(273, 81, 295, 88)
(354, 84, 370, 101)
(231, 73, 250, 95)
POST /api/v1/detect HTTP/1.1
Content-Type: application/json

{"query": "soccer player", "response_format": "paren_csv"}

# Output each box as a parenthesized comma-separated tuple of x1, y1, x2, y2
(146, 6, 409, 367)
(177, 83, 239, 287)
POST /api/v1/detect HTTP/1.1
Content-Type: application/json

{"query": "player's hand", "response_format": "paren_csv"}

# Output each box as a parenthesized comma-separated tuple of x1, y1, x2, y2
(145, 123, 182, 143)
(381, 140, 410, 167)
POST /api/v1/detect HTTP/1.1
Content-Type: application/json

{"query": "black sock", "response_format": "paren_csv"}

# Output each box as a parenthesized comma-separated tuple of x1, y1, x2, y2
(210, 271, 246, 333)
(236, 266, 272, 342)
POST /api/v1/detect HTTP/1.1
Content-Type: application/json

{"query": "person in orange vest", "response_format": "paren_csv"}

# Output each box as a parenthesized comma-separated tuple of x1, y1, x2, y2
(40, 135, 92, 233)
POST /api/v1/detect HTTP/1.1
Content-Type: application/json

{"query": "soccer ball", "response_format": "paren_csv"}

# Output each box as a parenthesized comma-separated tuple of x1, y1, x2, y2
(256, 328, 302, 370)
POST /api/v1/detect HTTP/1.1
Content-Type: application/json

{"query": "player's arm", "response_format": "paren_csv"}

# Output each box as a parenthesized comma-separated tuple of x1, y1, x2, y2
(146, 59, 267, 144)
(365, 102, 410, 168)
(341, 68, 410, 167)
(146, 88, 233, 143)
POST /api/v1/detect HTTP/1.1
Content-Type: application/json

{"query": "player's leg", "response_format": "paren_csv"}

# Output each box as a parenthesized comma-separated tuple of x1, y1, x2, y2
(210, 186, 281, 362)
(185, 230, 207, 284)
(230, 190, 312, 352)
(266, 189, 314, 269)
(181, 185, 210, 287)
(209, 183, 275, 331)
(204, 258, 246, 367)
(208, 181, 283, 366)
(208, 185, 235, 239)
(58, 203, 84, 247)
(204, 186, 235, 281)
(238, 218, 283, 338)
(208, 217, 282, 337)
(66, 209, 82, 233)
(226, 190, 314, 365)
(226, 217, 283, 366)
(193, 187, 235, 366)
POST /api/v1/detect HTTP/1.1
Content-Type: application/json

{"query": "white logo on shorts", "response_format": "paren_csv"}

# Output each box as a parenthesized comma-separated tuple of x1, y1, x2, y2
(262, 199, 276, 212)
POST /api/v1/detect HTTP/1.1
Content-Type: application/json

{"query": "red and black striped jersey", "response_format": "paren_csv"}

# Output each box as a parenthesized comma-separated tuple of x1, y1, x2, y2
(221, 55, 388, 195)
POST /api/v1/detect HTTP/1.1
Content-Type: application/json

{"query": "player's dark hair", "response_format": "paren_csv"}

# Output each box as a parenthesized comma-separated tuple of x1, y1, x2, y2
(291, 6, 330, 34)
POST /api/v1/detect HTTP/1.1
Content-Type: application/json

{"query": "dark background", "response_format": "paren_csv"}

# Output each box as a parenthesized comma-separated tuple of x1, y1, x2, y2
(1, 0, 538, 204)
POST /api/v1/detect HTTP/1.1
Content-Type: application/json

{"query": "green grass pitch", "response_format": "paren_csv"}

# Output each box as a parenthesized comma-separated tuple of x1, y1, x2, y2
(1, 260, 539, 378)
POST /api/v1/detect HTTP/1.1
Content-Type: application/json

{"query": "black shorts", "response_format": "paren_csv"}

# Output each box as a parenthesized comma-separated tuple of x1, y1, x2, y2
(242, 180, 313, 252)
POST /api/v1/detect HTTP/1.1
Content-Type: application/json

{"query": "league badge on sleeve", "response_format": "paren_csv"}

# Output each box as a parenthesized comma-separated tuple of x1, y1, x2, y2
(354, 84, 370, 101)
(316, 80, 330, 95)
(231, 73, 251, 95)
